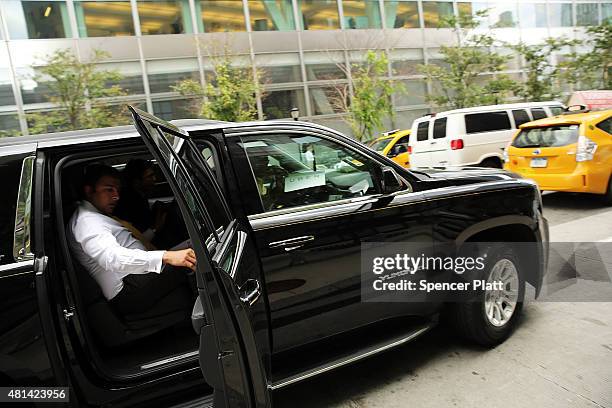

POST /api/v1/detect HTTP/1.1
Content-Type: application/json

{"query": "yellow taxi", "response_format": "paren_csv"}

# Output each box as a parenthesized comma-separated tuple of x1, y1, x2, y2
(504, 109, 612, 203)
(369, 129, 411, 168)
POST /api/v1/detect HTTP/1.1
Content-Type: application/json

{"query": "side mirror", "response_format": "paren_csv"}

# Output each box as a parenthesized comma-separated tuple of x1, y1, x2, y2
(381, 167, 404, 194)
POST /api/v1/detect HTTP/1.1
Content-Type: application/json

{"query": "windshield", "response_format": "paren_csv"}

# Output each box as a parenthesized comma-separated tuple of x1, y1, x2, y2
(512, 125, 580, 148)
(370, 138, 392, 152)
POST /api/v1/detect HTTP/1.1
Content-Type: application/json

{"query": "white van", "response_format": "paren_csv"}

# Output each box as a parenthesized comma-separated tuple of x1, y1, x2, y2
(408, 102, 565, 168)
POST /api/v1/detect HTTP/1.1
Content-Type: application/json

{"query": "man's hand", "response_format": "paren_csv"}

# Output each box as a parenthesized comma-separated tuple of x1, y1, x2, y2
(163, 248, 197, 271)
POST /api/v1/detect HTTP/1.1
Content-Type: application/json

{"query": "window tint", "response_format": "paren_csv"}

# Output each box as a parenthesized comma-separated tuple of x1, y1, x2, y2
(240, 134, 382, 212)
(0, 153, 32, 265)
(549, 106, 564, 116)
(464, 111, 511, 134)
(531, 108, 547, 120)
(512, 109, 531, 127)
(433, 117, 447, 139)
(512, 125, 579, 148)
(416, 121, 429, 141)
(596, 117, 612, 135)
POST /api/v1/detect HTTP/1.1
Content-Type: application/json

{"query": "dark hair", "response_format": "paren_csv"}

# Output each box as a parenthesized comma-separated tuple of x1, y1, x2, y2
(123, 159, 154, 186)
(82, 164, 120, 193)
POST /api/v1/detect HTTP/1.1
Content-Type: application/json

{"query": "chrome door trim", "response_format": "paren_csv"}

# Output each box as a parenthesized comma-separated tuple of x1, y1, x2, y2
(268, 323, 433, 390)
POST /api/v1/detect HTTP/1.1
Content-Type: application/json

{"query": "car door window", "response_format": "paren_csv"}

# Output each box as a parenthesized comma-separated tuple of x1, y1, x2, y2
(465, 112, 511, 133)
(595, 117, 612, 135)
(549, 106, 564, 116)
(240, 134, 381, 212)
(512, 109, 531, 127)
(531, 108, 547, 120)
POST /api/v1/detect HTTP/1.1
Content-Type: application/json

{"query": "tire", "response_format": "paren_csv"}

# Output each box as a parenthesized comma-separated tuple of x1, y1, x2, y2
(604, 176, 612, 206)
(448, 244, 525, 347)
(479, 158, 503, 168)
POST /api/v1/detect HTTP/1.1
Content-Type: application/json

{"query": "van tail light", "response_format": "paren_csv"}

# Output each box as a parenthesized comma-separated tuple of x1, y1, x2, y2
(575, 135, 597, 162)
(450, 139, 464, 150)
(406, 145, 412, 154)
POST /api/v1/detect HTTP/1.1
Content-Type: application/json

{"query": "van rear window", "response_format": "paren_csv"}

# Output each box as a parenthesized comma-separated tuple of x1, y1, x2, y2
(464, 111, 511, 134)
(433, 117, 447, 139)
(416, 121, 429, 141)
(512, 125, 579, 148)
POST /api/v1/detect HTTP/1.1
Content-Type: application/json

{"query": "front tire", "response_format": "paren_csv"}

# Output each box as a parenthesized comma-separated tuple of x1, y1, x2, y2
(449, 245, 524, 347)
(604, 175, 612, 205)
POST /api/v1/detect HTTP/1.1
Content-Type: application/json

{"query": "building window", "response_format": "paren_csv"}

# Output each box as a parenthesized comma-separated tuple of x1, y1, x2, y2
(152, 98, 196, 120)
(4, 0, 72, 39)
(576, 3, 599, 26)
(342, 0, 382, 29)
(395, 80, 427, 106)
(299, 0, 340, 30)
(304, 52, 346, 81)
(0, 114, 21, 137)
(384, 1, 419, 29)
(255, 53, 302, 83)
(603, 3, 612, 23)
(248, 0, 295, 31)
(519, 3, 547, 28)
(549, 3, 573, 27)
(390, 48, 423, 76)
(491, 2, 518, 28)
(75, 1, 135, 37)
(309, 86, 344, 115)
(200, 0, 246, 32)
(262, 89, 306, 119)
(137, 0, 192, 35)
(147, 58, 199, 93)
(98, 61, 145, 94)
(422, 1, 453, 28)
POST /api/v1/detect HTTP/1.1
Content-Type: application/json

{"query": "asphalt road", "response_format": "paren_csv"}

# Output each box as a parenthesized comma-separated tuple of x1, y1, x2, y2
(274, 192, 612, 408)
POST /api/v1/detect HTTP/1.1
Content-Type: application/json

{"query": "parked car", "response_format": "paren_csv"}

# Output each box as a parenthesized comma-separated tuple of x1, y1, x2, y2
(409, 102, 565, 169)
(0, 107, 548, 407)
(504, 109, 612, 203)
(368, 129, 412, 168)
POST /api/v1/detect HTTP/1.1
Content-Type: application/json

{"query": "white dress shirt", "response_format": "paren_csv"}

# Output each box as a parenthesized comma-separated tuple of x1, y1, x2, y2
(67, 200, 165, 300)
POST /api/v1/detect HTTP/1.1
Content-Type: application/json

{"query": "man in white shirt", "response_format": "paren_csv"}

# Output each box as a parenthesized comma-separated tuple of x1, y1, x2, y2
(67, 164, 196, 316)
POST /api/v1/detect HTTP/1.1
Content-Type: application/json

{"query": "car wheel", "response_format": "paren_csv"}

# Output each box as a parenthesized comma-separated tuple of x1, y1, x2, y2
(479, 158, 502, 168)
(448, 245, 524, 347)
(604, 176, 612, 205)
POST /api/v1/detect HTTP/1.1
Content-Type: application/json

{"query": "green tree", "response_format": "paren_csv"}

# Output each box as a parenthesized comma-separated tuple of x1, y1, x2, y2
(172, 51, 261, 122)
(558, 21, 612, 90)
(27, 49, 126, 134)
(509, 37, 578, 101)
(332, 50, 402, 142)
(418, 10, 517, 109)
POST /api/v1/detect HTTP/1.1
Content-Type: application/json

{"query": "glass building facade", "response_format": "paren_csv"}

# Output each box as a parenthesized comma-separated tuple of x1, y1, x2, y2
(0, 0, 610, 136)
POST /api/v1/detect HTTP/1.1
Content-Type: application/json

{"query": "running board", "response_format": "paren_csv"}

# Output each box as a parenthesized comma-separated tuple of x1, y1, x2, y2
(268, 323, 433, 390)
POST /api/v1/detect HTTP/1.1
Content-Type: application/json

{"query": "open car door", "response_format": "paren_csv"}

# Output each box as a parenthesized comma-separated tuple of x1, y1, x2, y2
(129, 106, 271, 408)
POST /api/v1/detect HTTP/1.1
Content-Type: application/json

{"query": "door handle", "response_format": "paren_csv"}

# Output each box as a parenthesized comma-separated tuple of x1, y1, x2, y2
(268, 235, 314, 251)
(239, 279, 261, 306)
(430, 141, 437, 145)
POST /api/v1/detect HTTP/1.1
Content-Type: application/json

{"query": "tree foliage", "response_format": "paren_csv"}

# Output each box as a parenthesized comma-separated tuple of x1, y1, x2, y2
(418, 10, 517, 109)
(509, 37, 579, 101)
(332, 50, 402, 142)
(558, 20, 612, 90)
(27, 49, 126, 134)
(172, 51, 261, 122)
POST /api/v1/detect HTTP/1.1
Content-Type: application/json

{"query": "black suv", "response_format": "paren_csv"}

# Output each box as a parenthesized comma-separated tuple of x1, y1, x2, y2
(0, 107, 548, 407)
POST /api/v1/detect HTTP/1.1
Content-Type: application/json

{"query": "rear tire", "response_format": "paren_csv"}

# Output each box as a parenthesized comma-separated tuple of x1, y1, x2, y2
(479, 158, 503, 168)
(604, 176, 612, 206)
(448, 245, 524, 347)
